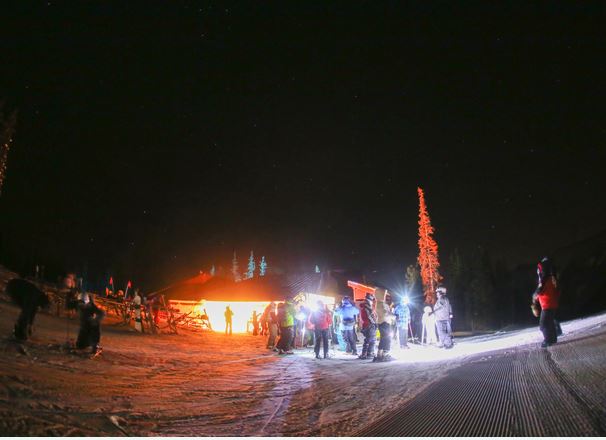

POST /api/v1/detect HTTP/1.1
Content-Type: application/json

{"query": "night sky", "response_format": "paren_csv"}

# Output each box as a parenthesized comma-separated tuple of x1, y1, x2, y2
(1, 2, 605, 289)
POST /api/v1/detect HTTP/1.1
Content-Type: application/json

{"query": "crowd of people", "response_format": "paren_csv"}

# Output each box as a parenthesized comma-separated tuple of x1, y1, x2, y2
(237, 285, 455, 362)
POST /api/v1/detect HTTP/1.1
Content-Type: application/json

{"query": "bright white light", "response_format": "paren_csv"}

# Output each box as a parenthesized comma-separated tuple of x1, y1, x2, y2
(402, 295, 410, 305)
(296, 312, 306, 321)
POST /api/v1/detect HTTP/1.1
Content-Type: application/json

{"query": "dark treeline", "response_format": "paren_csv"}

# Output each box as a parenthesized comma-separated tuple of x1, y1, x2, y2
(442, 230, 606, 331)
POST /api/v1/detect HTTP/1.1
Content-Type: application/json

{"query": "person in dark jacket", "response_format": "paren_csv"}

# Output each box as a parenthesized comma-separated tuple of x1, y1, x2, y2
(335, 297, 359, 355)
(76, 292, 105, 356)
(534, 257, 561, 347)
(309, 300, 332, 359)
(6, 278, 50, 341)
(433, 286, 453, 349)
(358, 293, 378, 359)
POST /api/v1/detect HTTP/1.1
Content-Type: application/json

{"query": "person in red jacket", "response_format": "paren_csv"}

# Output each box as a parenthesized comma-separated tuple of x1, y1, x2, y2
(533, 257, 561, 347)
(309, 300, 332, 359)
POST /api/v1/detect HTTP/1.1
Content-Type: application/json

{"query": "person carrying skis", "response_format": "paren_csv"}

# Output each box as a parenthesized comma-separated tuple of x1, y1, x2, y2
(533, 257, 561, 347)
(309, 300, 332, 359)
(433, 286, 453, 349)
(335, 297, 359, 355)
(358, 292, 378, 359)
(394, 296, 411, 349)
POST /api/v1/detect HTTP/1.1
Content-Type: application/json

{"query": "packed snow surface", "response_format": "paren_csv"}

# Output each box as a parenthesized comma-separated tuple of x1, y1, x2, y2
(1, 279, 605, 436)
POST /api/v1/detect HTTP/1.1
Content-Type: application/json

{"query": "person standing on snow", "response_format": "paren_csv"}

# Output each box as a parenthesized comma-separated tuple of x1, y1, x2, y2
(433, 286, 453, 349)
(336, 297, 359, 355)
(132, 289, 143, 332)
(76, 291, 105, 356)
(358, 292, 378, 360)
(224, 306, 234, 335)
(266, 302, 278, 349)
(421, 305, 437, 345)
(6, 278, 50, 341)
(374, 289, 396, 362)
(394, 297, 411, 349)
(533, 257, 561, 347)
(252, 310, 259, 335)
(276, 299, 296, 354)
(309, 300, 332, 359)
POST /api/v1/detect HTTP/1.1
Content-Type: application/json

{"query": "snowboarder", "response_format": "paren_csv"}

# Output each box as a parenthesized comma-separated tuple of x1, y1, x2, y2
(394, 297, 411, 349)
(132, 289, 143, 332)
(76, 291, 105, 356)
(433, 286, 453, 349)
(358, 292, 378, 360)
(224, 306, 234, 335)
(309, 300, 332, 359)
(421, 305, 437, 345)
(5, 278, 50, 341)
(335, 297, 359, 355)
(374, 289, 396, 362)
(534, 257, 561, 347)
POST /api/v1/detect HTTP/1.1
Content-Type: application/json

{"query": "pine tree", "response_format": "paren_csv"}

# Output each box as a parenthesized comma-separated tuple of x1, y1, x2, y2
(405, 264, 420, 295)
(0, 104, 17, 196)
(417, 187, 442, 305)
(246, 250, 255, 279)
(259, 256, 267, 276)
(231, 251, 241, 282)
(315, 265, 320, 273)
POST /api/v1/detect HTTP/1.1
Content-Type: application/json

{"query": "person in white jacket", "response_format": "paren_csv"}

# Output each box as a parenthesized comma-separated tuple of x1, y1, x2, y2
(421, 305, 437, 345)
(433, 286, 453, 348)
(132, 289, 143, 332)
(374, 289, 396, 362)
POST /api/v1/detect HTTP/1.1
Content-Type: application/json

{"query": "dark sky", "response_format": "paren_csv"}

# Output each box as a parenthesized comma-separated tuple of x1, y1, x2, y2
(1, 2, 605, 289)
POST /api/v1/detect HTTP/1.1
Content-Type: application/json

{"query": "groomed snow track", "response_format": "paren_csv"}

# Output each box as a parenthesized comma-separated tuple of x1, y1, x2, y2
(357, 328, 606, 437)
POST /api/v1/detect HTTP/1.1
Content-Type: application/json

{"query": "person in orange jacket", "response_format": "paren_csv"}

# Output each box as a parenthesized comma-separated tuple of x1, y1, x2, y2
(533, 257, 561, 348)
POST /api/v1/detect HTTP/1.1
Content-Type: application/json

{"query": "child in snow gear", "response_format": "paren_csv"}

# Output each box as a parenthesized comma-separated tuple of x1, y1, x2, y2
(534, 257, 561, 347)
(224, 306, 234, 335)
(6, 278, 50, 341)
(421, 305, 437, 345)
(76, 292, 105, 355)
(394, 298, 411, 349)
(336, 297, 359, 355)
(433, 286, 453, 349)
(358, 293, 378, 359)
(309, 300, 332, 359)
(374, 289, 396, 362)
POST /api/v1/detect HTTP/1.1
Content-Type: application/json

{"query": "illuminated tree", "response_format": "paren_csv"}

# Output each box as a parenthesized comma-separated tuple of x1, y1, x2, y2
(231, 251, 241, 282)
(246, 250, 255, 279)
(0, 104, 17, 196)
(417, 187, 442, 305)
(259, 256, 267, 276)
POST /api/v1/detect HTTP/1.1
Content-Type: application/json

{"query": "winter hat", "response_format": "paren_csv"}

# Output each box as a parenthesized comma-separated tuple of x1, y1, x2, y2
(436, 286, 447, 295)
(365, 292, 375, 301)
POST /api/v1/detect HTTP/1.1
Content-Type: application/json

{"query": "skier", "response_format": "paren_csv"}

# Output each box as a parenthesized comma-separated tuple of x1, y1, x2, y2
(309, 300, 332, 359)
(132, 288, 143, 332)
(421, 305, 437, 345)
(394, 297, 411, 349)
(374, 289, 396, 362)
(534, 257, 561, 347)
(224, 306, 234, 335)
(76, 291, 105, 356)
(358, 292, 378, 360)
(6, 278, 50, 341)
(433, 286, 453, 349)
(335, 297, 359, 355)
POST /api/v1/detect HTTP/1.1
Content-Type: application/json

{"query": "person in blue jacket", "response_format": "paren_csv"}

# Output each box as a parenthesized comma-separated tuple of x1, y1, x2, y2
(336, 297, 359, 355)
(394, 297, 411, 349)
